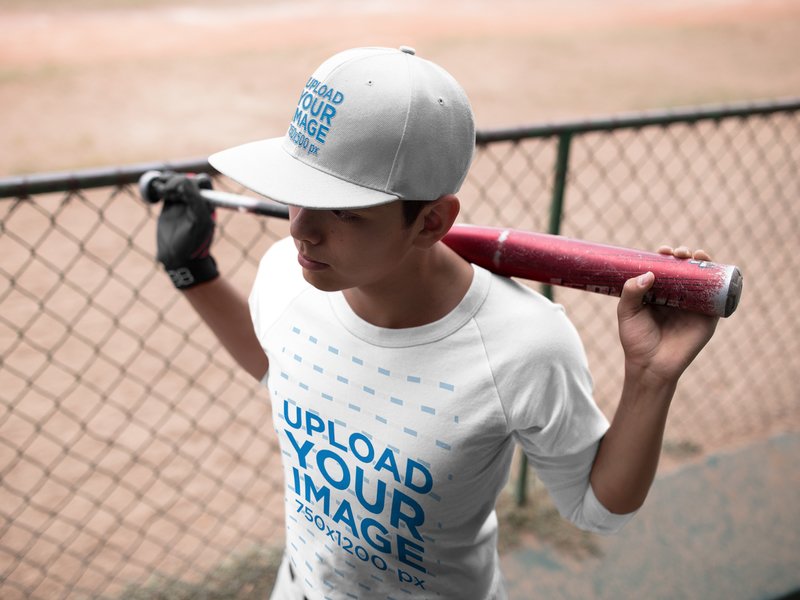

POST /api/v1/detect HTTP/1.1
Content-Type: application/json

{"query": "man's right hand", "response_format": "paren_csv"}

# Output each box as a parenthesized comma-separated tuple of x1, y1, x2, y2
(156, 174, 219, 289)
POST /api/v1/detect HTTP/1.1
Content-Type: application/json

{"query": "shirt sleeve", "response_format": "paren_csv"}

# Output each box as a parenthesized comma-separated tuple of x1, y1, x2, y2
(248, 237, 309, 387)
(521, 441, 636, 534)
(248, 238, 306, 337)
(497, 296, 608, 458)
(481, 279, 634, 533)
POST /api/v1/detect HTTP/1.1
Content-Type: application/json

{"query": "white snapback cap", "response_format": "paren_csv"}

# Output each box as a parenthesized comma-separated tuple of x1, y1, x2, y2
(208, 46, 475, 209)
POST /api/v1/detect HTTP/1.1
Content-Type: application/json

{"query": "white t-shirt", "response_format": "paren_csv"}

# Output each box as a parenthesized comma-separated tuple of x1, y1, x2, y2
(250, 238, 632, 600)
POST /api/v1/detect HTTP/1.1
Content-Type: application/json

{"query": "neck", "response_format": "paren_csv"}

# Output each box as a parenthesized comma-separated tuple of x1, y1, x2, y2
(342, 242, 473, 329)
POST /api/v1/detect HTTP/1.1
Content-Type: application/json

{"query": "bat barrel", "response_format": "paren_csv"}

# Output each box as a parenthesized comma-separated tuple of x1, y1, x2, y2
(442, 225, 743, 318)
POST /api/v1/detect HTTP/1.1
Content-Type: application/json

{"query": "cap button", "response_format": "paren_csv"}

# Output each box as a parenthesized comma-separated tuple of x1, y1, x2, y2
(399, 46, 416, 55)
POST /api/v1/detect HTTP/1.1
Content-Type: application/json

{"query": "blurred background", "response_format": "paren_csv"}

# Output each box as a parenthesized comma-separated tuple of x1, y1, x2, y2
(2, 0, 799, 174)
(1, 1, 799, 599)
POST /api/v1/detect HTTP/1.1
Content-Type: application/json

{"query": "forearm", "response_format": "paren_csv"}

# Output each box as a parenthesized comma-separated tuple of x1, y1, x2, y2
(183, 277, 268, 381)
(589, 368, 677, 515)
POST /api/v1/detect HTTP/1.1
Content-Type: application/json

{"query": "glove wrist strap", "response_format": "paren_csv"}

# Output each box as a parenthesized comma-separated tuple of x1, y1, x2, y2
(165, 256, 219, 290)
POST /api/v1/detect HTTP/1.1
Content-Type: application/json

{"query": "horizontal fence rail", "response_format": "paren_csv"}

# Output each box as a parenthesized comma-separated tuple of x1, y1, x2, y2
(1, 98, 799, 599)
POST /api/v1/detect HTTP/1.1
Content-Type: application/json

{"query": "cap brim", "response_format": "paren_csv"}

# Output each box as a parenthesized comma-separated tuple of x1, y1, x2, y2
(208, 138, 398, 210)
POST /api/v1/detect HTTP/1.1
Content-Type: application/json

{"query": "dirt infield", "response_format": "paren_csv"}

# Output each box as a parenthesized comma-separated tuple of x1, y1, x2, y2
(2, 1, 799, 598)
(1, 0, 799, 175)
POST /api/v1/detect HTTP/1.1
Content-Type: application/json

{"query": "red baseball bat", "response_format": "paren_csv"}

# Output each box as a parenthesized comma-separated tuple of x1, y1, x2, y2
(139, 171, 742, 317)
(442, 225, 742, 318)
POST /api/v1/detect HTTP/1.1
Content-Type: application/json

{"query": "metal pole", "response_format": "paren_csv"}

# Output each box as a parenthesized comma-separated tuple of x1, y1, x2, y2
(514, 131, 572, 507)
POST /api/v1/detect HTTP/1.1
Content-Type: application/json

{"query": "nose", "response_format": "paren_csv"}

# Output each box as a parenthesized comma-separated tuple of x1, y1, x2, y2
(289, 207, 324, 245)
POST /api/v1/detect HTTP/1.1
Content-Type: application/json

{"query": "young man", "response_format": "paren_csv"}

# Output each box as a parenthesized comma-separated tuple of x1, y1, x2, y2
(155, 47, 718, 599)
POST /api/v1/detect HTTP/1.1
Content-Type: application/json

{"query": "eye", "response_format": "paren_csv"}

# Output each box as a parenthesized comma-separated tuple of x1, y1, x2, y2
(332, 210, 360, 222)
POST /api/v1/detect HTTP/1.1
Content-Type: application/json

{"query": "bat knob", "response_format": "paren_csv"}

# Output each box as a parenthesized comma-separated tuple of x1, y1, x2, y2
(724, 267, 743, 318)
(138, 170, 170, 204)
(138, 170, 213, 204)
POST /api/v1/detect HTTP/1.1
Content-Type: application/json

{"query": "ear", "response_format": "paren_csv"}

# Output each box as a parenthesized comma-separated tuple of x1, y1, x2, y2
(412, 194, 461, 249)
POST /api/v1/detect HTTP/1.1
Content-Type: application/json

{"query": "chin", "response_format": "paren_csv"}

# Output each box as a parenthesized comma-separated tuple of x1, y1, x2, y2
(301, 269, 348, 293)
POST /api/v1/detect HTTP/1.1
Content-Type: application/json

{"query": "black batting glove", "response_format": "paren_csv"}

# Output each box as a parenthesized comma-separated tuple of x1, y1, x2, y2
(156, 174, 219, 289)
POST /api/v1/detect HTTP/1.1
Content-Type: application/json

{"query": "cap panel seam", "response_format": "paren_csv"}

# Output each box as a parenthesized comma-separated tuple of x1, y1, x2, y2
(383, 53, 414, 197)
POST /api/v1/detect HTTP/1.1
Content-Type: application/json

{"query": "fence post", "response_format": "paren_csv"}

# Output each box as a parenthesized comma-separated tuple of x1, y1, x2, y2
(514, 132, 572, 507)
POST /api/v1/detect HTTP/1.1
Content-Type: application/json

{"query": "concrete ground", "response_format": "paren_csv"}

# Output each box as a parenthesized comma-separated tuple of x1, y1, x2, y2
(500, 432, 800, 600)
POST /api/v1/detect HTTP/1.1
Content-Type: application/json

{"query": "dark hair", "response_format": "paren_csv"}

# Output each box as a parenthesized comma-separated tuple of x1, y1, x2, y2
(401, 200, 428, 227)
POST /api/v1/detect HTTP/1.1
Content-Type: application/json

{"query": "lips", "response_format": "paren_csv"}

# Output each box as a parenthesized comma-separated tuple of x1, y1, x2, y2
(297, 252, 329, 271)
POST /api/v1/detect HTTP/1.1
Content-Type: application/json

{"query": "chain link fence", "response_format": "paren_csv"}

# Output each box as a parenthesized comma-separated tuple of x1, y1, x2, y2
(2, 98, 799, 599)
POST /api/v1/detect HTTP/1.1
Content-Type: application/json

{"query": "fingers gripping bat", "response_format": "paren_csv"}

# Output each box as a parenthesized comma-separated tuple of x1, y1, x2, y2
(140, 171, 742, 317)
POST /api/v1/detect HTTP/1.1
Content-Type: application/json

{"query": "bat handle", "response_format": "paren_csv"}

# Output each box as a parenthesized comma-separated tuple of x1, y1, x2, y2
(138, 170, 290, 219)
